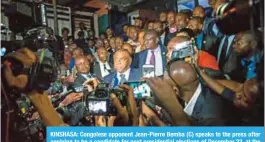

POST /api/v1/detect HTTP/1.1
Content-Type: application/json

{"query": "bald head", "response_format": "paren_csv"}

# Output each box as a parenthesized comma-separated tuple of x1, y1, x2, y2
(167, 36, 190, 61)
(168, 36, 190, 47)
(97, 47, 108, 62)
(233, 30, 258, 55)
(193, 6, 205, 18)
(122, 43, 133, 55)
(169, 60, 197, 87)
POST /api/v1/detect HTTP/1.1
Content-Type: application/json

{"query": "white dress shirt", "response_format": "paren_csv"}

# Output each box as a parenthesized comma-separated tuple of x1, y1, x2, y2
(117, 68, 131, 84)
(160, 32, 166, 46)
(145, 46, 163, 76)
(184, 83, 202, 116)
(99, 61, 111, 77)
(81, 73, 93, 80)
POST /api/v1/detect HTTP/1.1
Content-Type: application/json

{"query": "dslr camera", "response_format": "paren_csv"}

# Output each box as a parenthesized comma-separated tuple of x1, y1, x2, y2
(84, 83, 127, 116)
(170, 40, 195, 60)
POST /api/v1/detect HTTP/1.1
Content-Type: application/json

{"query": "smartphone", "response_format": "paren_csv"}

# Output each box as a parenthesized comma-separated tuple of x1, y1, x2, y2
(142, 64, 155, 78)
(87, 100, 107, 115)
(125, 81, 152, 99)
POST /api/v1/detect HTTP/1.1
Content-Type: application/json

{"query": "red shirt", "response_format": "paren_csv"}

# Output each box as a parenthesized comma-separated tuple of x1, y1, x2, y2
(198, 51, 220, 70)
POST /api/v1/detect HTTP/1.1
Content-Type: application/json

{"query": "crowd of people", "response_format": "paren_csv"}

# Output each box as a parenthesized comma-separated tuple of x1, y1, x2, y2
(1, 1, 264, 139)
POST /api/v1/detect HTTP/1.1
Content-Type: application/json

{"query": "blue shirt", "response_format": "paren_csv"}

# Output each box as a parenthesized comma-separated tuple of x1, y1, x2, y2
(241, 53, 262, 80)
(69, 57, 75, 72)
(196, 32, 203, 50)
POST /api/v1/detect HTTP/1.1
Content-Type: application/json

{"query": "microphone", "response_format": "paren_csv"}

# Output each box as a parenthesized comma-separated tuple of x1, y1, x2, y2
(51, 84, 84, 105)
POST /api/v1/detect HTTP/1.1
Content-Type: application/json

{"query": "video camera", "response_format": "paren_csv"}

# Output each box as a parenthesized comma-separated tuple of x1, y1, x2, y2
(2, 54, 58, 92)
(170, 40, 195, 60)
(84, 83, 127, 116)
(215, 0, 263, 35)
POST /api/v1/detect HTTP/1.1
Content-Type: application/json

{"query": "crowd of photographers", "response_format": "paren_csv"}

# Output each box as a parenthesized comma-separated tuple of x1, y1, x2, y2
(1, 0, 264, 141)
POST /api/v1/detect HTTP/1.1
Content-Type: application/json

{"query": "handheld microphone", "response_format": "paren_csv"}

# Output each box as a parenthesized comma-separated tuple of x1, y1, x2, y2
(51, 84, 84, 105)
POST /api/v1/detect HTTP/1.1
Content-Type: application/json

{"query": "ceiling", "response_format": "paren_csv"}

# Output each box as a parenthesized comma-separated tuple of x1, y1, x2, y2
(47, 0, 178, 14)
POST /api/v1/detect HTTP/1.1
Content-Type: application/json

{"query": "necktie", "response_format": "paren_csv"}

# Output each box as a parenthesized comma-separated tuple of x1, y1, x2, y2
(150, 50, 155, 65)
(103, 64, 110, 73)
(119, 74, 126, 85)
(219, 37, 229, 68)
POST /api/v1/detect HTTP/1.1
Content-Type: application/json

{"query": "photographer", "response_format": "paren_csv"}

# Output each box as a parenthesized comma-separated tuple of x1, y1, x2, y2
(194, 65, 263, 125)
(2, 48, 65, 142)
(145, 60, 236, 126)
(2, 48, 64, 126)
(139, 101, 167, 126)
(94, 84, 138, 126)
(166, 36, 222, 78)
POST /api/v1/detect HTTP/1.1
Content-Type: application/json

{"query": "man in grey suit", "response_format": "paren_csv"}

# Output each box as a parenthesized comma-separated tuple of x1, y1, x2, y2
(92, 47, 113, 78)
(149, 60, 236, 126)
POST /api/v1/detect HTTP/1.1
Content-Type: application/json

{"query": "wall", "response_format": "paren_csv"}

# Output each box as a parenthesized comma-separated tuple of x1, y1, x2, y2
(98, 14, 109, 35)
(127, 10, 139, 25)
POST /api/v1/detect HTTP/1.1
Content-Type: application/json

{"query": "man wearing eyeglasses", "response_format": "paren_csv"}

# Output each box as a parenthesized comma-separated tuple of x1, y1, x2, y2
(104, 49, 141, 88)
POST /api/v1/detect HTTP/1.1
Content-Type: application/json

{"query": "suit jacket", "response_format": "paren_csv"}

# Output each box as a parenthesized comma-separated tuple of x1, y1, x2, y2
(133, 44, 167, 75)
(91, 61, 114, 79)
(190, 85, 237, 126)
(200, 33, 220, 57)
(164, 29, 177, 47)
(74, 73, 102, 85)
(103, 68, 141, 87)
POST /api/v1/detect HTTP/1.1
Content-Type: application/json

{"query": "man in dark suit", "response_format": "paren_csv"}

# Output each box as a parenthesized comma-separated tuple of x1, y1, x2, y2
(104, 49, 141, 88)
(133, 30, 167, 77)
(216, 34, 239, 80)
(92, 47, 113, 78)
(74, 56, 101, 85)
(187, 16, 220, 55)
(160, 61, 235, 125)
(164, 11, 177, 46)
(153, 21, 166, 48)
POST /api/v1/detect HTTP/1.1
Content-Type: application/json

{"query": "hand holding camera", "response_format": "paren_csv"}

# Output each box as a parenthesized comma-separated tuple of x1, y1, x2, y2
(3, 48, 37, 90)
(110, 84, 138, 126)
(59, 92, 83, 107)
(140, 101, 166, 126)
(95, 116, 116, 127)
(83, 78, 100, 92)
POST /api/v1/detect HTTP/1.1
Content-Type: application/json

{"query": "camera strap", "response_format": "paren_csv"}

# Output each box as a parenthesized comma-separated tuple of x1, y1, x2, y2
(39, 49, 46, 64)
